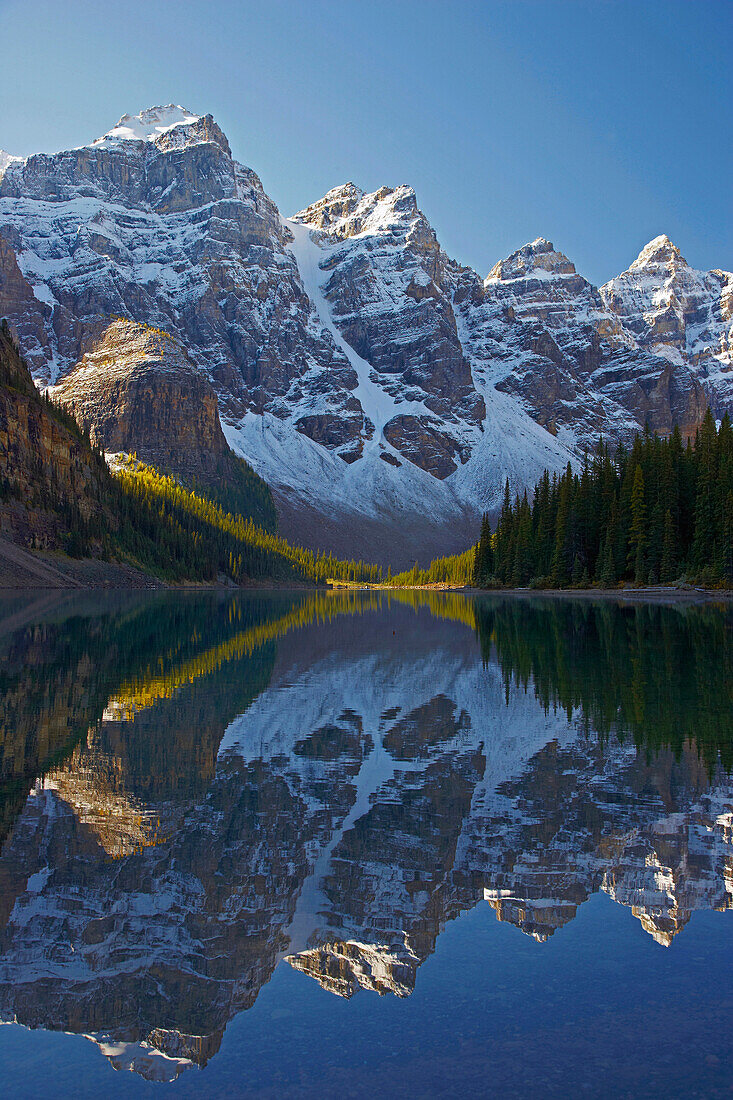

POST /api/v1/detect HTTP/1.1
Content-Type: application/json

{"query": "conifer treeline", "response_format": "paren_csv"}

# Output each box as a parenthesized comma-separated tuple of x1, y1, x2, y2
(384, 546, 475, 588)
(473, 412, 733, 589)
(112, 460, 384, 585)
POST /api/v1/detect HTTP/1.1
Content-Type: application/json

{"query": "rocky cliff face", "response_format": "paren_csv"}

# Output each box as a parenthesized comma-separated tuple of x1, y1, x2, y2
(0, 107, 729, 561)
(291, 183, 485, 477)
(0, 324, 109, 549)
(458, 237, 709, 447)
(0, 107, 359, 432)
(50, 316, 267, 507)
(601, 235, 733, 418)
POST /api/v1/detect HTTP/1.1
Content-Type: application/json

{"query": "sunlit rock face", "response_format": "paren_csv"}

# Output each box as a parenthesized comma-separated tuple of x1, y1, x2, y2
(52, 319, 227, 466)
(457, 237, 709, 449)
(2, 109, 729, 563)
(291, 184, 485, 477)
(0, 595, 731, 1080)
(601, 236, 733, 419)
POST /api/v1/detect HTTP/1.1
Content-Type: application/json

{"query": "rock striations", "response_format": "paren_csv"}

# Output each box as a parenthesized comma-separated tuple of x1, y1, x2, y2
(51, 317, 251, 496)
(0, 106, 730, 560)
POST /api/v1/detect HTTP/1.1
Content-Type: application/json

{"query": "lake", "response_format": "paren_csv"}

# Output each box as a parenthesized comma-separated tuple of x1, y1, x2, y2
(0, 589, 731, 1098)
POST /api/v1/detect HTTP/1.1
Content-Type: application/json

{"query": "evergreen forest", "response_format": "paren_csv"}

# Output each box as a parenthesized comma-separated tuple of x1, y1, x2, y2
(472, 413, 733, 589)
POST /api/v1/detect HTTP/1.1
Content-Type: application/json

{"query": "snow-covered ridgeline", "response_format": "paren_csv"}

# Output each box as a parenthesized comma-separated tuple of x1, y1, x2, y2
(0, 107, 730, 555)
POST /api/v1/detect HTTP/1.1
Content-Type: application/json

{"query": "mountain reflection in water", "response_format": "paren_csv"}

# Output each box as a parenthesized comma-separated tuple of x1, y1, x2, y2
(0, 590, 731, 1088)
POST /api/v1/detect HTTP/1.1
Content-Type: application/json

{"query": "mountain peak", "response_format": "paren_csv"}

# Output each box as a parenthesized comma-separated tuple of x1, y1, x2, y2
(629, 234, 686, 271)
(93, 105, 201, 146)
(0, 149, 23, 178)
(293, 183, 419, 239)
(486, 238, 576, 283)
(322, 182, 364, 203)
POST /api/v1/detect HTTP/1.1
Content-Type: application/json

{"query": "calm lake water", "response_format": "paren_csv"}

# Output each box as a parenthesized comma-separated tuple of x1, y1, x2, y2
(0, 589, 731, 1099)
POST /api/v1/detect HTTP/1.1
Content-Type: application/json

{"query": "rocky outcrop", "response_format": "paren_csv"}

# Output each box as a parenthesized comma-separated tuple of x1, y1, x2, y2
(601, 235, 733, 418)
(53, 319, 227, 467)
(53, 318, 276, 525)
(382, 414, 468, 478)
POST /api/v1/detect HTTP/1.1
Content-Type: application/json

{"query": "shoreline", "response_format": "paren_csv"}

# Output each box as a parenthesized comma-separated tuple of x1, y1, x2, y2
(464, 585, 733, 605)
(0, 537, 730, 604)
(328, 580, 733, 604)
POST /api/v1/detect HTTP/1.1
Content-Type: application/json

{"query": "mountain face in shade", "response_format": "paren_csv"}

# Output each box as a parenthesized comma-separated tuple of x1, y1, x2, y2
(0, 107, 729, 561)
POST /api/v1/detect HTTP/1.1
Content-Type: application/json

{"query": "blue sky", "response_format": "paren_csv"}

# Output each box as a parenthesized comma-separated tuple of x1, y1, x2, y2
(1, 0, 730, 285)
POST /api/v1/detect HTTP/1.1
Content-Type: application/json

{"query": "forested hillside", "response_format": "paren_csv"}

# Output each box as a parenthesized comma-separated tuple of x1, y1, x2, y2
(113, 459, 384, 585)
(382, 546, 476, 588)
(0, 323, 382, 586)
(473, 413, 733, 588)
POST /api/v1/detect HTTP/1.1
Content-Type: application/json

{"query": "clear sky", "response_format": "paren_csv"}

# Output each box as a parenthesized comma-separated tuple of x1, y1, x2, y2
(1, 0, 730, 285)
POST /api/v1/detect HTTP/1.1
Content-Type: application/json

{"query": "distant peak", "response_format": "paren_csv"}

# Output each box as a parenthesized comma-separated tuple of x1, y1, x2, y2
(629, 234, 686, 270)
(94, 105, 201, 145)
(322, 182, 364, 202)
(292, 182, 420, 238)
(0, 149, 23, 176)
(487, 238, 576, 282)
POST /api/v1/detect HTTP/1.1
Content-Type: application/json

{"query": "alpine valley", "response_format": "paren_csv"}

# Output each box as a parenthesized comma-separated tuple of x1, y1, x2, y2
(1, 105, 730, 565)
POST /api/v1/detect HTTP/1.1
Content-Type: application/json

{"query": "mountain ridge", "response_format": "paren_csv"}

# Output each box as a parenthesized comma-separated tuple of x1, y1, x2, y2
(0, 105, 729, 564)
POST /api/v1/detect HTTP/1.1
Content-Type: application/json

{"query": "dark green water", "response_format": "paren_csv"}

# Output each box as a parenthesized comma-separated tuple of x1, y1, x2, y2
(0, 590, 731, 1098)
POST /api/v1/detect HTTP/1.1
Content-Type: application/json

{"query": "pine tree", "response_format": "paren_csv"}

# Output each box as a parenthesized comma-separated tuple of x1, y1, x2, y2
(660, 509, 677, 583)
(550, 466, 573, 586)
(598, 534, 616, 588)
(691, 409, 717, 572)
(472, 513, 493, 587)
(628, 464, 647, 583)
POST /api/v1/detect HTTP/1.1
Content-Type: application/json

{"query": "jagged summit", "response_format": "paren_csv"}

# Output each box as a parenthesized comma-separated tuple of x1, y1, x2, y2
(629, 234, 686, 270)
(93, 104, 201, 145)
(486, 238, 576, 283)
(291, 181, 364, 231)
(600, 236, 732, 408)
(318, 182, 365, 205)
(293, 182, 420, 240)
(0, 150, 22, 178)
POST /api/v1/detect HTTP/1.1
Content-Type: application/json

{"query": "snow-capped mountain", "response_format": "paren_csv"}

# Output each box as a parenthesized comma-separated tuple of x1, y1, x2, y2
(601, 234, 733, 417)
(0, 106, 728, 560)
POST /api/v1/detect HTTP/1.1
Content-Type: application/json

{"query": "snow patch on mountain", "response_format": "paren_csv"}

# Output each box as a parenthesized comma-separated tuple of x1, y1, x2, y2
(285, 217, 434, 449)
(223, 411, 469, 525)
(0, 150, 23, 179)
(92, 105, 201, 147)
